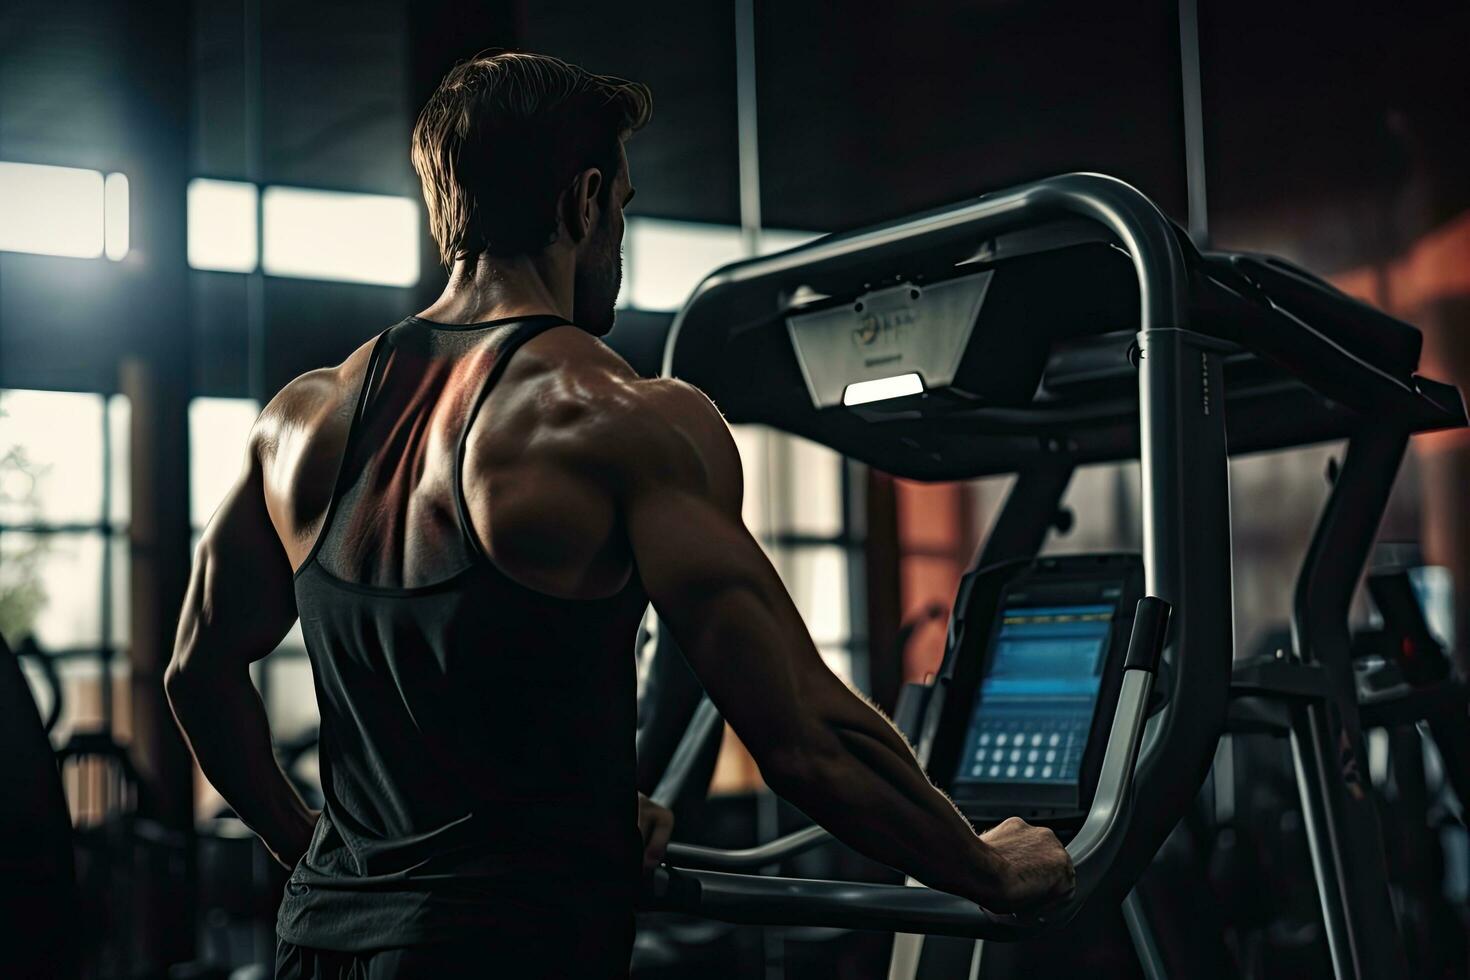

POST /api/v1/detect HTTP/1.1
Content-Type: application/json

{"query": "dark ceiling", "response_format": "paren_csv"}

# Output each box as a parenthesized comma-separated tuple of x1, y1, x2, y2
(2, 0, 1468, 396)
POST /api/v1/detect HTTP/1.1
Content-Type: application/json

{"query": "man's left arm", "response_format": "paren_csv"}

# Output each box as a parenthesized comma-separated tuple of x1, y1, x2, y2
(164, 425, 316, 869)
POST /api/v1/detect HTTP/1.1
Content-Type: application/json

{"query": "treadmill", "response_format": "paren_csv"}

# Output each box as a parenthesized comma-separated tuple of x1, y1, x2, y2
(635, 172, 1468, 980)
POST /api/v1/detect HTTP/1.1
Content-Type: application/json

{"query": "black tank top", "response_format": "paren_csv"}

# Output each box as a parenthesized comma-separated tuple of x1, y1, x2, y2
(276, 315, 649, 962)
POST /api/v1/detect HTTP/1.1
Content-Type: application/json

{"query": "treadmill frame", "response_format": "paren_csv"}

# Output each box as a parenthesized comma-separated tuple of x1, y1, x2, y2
(640, 173, 1464, 979)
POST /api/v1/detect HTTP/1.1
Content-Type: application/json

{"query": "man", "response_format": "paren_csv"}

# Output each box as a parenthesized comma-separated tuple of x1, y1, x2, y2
(164, 51, 1073, 979)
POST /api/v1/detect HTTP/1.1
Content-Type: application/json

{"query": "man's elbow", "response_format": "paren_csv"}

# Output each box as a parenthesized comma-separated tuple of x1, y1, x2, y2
(163, 647, 213, 711)
(162, 656, 193, 708)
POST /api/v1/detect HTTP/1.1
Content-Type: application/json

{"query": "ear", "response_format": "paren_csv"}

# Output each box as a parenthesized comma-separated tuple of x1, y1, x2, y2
(561, 167, 605, 244)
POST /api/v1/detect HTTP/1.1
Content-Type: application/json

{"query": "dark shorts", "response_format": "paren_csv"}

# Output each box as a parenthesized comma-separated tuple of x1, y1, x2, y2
(276, 939, 482, 979)
(275, 928, 632, 979)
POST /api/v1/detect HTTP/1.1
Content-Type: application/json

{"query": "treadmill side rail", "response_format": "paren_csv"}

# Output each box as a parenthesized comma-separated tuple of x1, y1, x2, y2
(647, 598, 1171, 940)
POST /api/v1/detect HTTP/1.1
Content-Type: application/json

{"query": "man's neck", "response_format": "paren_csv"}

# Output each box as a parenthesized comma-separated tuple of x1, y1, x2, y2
(417, 250, 574, 325)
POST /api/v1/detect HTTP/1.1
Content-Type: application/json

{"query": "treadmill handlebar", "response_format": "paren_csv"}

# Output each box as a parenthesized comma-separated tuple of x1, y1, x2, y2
(665, 824, 833, 872)
(645, 597, 1172, 941)
(1123, 596, 1171, 673)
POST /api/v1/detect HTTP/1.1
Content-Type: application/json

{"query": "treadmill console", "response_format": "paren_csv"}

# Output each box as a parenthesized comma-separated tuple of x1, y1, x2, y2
(927, 554, 1144, 824)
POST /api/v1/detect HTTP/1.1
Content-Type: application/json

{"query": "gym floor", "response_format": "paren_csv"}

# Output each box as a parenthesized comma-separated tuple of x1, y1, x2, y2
(3, 1, 1470, 977)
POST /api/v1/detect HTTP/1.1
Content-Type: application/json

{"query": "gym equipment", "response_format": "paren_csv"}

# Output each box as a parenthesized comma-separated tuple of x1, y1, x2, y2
(0, 632, 81, 979)
(14, 635, 64, 736)
(637, 172, 1468, 979)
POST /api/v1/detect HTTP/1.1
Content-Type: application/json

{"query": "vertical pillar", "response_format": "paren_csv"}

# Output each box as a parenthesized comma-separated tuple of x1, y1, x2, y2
(122, 355, 195, 962)
(864, 471, 903, 712)
(118, 0, 195, 965)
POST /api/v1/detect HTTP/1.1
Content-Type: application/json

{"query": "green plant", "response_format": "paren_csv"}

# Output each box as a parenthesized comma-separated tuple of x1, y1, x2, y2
(0, 399, 51, 645)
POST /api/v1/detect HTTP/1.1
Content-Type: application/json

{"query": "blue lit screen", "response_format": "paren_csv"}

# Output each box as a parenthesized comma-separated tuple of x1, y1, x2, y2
(953, 598, 1116, 788)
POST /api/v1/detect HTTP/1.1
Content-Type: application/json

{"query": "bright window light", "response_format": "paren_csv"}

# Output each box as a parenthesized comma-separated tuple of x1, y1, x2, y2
(189, 397, 260, 527)
(625, 220, 821, 311)
(0, 389, 105, 524)
(843, 373, 925, 406)
(776, 544, 850, 647)
(0, 162, 104, 258)
(262, 186, 418, 287)
(189, 178, 259, 272)
(104, 172, 129, 260)
(628, 218, 745, 310)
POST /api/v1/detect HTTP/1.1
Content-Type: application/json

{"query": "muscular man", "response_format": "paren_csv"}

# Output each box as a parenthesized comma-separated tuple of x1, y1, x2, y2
(164, 51, 1073, 979)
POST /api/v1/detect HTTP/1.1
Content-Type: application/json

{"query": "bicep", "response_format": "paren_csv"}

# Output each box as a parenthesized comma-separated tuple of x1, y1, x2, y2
(171, 445, 298, 677)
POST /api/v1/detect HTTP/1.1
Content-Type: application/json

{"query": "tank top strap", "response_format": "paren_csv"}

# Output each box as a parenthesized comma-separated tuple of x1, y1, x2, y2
(297, 326, 394, 576)
(452, 316, 572, 564)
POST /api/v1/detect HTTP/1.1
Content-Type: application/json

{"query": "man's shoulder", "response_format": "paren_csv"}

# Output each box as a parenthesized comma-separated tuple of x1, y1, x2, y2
(515, 326, 719, 424)
(252, 336, 377, 460)
(508, 327, 735, 475)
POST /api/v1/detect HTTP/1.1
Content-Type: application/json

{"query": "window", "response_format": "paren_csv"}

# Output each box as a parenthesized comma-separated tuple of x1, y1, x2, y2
(0, 162, 129, 261)
(0, 389, 130, 743)
(186, 179, 419, 287)
(187, 178, 259, 273)
(262, 186, 419, 287)
(188, 397, 259, 526)
(710, 427, 862, 792)
(627, 219, 745, 311)
(624, 218, 821, 311)
(185, 397, 319, 813)
(104, 173, 129, 261)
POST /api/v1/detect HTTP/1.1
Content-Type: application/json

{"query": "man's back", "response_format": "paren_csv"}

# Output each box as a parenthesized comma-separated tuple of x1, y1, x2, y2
(164, 50, 1073, 980)
(259, 319, 665, 599)
(261, 315, 650, 962)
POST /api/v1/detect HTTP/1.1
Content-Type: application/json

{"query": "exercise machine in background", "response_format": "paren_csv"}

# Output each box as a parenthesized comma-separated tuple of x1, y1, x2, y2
(634, 172, 1469, 979)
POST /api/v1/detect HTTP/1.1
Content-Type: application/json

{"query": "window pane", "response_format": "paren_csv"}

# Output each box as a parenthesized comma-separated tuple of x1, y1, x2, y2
(731, 424, 771, 535)
(778, 435, 843, 537)
(103, 172, 129, 261)
(189, 397, 259, 528)
(771, 544, 849, 647)
(108, 533, 128, 649)
(0, 161, 105, 259)
(260, 653, 319, 742)
(187, 178, 259, 273)
(0, 389, 105, 525)
(627, 218, 745, 311)
(1, 532, 104, 651)
(262, 186, 419, 287)
(107, 395, 130, 527)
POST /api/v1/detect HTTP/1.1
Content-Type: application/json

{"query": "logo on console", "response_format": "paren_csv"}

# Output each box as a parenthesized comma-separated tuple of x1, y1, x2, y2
(852, 308, 917, 351)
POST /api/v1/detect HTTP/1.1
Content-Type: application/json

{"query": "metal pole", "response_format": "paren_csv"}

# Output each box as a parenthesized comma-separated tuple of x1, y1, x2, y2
(100, 394, 114, 734)
(1290, 424, 1412, 979)
(1122, 889, 1169, 980)
(243, 0, 266, 404)
(734, 0, 762, 257)
(975, 462, 1074, 568)
(842, 457, 871, 695)
(1178, 0, 1210, 247)
(734, 7, 779, 972)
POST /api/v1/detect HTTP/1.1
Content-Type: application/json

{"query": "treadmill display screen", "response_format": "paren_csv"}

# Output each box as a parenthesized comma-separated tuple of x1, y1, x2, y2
(952, 584, 1121, 791)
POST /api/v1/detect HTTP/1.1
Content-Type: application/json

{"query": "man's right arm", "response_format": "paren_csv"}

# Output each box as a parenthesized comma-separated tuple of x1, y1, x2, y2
(613, 380, 1074, 912)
